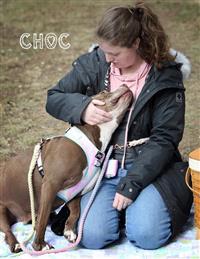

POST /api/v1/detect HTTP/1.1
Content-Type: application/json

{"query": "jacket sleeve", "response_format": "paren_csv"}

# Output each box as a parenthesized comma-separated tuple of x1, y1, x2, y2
(46, 52, 99, 125)
(116, 87, 185, 201)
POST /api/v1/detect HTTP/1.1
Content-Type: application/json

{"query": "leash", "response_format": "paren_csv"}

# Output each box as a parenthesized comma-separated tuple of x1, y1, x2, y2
(113, 137, 149, 150)
(6, 143, 42, 257)
(19, 145, 113, 255)
(14, 142, 42, 256)
(121, 105, 134, 170)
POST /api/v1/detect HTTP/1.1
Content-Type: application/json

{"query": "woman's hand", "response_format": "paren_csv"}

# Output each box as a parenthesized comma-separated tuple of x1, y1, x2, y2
(82, 99, 112, 125)
(113, 193, 132, 211)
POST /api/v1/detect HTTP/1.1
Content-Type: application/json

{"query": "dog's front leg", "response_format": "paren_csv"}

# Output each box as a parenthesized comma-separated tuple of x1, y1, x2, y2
(32, 181, 56, 251)
(64, 196, 81, 243)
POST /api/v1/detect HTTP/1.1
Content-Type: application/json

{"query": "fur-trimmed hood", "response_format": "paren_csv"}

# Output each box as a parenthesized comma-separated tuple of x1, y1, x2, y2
(170, 48, 191, 80)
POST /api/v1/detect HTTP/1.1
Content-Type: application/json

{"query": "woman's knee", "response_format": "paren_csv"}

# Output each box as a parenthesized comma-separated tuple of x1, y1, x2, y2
(126, 222, 170, 249)
(80, 224, 119, 249)
(125, 184, 172, 249)
(79, 182, 120, 249)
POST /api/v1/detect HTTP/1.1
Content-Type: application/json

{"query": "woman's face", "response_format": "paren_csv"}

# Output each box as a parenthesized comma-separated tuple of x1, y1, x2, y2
(99, 40, 140, 69)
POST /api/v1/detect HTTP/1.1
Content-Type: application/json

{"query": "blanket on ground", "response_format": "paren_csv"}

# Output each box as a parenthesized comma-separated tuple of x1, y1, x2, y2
(0, 210, 199, 259)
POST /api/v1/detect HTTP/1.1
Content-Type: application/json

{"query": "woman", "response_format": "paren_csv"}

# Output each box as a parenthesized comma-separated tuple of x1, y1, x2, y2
(46, 2, 192, 250)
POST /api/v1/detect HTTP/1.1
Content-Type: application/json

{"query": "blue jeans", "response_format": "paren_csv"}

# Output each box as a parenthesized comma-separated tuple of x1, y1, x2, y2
(79, 163, 172, 250)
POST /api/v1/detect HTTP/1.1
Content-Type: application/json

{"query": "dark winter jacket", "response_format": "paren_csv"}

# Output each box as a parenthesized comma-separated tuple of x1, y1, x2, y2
(46, 47, 193, 238)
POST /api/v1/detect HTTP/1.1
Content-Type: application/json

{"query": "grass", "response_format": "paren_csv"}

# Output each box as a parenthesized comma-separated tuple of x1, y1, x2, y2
(0, 0, 199, 160)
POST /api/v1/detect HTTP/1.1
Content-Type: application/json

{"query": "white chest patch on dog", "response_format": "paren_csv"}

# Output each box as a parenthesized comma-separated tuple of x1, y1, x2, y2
(98, 119, 118, 152)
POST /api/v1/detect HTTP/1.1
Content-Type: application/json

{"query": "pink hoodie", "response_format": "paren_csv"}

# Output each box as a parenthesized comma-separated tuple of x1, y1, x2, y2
(110, 61, 152, 99)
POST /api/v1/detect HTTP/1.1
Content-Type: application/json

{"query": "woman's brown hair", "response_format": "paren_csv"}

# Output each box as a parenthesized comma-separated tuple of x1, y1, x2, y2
(96, 1, 174, 69)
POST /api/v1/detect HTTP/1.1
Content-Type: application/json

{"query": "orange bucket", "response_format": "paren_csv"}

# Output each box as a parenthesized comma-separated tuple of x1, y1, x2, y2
(185, 148, 200, 240)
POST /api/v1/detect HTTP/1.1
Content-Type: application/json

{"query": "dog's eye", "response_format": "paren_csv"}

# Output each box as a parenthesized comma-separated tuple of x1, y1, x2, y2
(111, 100, 118, 105)
(101, 90, 108, 94)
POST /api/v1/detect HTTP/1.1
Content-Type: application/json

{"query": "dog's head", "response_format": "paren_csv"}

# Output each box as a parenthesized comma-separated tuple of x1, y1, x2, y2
(92, 84, 133, 123)
(91, 85, 133, 151)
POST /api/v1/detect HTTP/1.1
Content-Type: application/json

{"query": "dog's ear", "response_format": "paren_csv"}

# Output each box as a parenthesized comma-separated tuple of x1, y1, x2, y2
(51, 204, 70, 236)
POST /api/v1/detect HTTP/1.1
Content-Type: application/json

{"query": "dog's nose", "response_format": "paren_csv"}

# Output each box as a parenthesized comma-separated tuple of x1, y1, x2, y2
(120, 84, 129, 89)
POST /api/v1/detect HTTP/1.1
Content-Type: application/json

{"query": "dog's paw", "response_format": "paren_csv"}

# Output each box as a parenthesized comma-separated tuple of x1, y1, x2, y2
(42, 244, 54, 251)
(14, 243, 22, 253)
(64, 230, 77, 243)
(11, 243, 22, 253)
(32, 242, 54, 251)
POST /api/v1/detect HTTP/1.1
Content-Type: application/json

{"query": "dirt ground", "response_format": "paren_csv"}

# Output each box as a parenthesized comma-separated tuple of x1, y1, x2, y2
(0, 0, 199, 161)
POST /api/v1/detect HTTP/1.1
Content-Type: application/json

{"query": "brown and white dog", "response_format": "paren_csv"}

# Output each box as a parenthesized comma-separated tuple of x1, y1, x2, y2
(0, 84, 132, 252)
